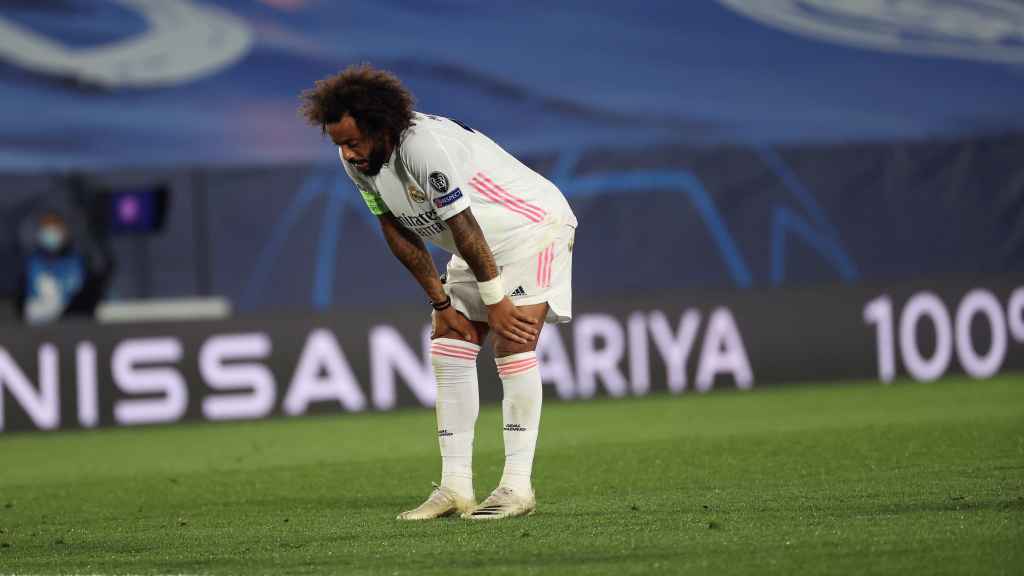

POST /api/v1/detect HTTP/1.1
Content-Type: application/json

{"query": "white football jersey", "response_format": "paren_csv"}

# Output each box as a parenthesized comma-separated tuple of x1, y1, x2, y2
(341, 112, 577, 266)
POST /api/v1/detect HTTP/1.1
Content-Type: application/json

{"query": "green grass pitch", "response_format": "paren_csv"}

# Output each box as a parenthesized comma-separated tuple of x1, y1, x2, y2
(0, 376, 1021, 575)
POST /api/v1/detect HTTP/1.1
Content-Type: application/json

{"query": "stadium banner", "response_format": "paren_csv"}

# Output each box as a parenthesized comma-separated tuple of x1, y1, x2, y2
(1, 276, 1022, 433)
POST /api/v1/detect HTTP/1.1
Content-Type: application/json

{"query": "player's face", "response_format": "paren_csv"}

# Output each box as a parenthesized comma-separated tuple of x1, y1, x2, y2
(328, 115, 390, 176)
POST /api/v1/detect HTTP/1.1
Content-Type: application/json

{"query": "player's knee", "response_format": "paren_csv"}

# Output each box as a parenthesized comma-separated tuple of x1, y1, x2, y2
(431, 320, 486, 344)
(493, 336, 537, 358)
(431, 330, 476, 343)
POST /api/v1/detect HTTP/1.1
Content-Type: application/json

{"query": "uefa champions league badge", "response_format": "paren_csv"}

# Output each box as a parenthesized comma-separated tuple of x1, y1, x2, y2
(715, 0, 1024, 64)
(429, 172, 450, 194)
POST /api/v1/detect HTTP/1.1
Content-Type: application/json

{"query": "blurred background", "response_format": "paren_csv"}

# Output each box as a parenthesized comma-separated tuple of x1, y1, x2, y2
(1, 0, 1022, 432)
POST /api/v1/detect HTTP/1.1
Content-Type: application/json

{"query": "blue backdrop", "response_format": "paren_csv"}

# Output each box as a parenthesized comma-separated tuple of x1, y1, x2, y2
(2, 0, 1023, 169)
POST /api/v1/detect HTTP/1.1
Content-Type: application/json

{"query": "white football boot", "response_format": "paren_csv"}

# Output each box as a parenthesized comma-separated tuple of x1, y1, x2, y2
(462, 486, 536, 520)
(396, 484, 476, 521)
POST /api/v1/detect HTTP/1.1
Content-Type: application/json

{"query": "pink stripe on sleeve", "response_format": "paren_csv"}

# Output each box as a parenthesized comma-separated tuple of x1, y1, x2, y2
(469, 180, 543, 223)
(472, 174, 546, 221)
(476, 173, 547, 218)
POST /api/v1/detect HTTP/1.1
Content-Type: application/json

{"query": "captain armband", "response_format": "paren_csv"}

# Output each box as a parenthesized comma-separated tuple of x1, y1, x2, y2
(359, 188, 389, 216)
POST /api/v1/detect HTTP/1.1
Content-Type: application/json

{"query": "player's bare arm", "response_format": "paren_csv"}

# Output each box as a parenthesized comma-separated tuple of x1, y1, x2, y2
(378, 212, 479, 343)
(378, 212, 445, 301)
(445, 208, 538, 345)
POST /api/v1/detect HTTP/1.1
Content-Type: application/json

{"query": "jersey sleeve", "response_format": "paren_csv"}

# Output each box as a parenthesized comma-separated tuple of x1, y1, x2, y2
(400, 130, 471, 221)
(339, 148, 389, 216)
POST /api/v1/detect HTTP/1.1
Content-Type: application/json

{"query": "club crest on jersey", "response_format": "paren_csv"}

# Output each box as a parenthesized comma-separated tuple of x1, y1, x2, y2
(434, 187, 463, 209)
(429, 171, 450, 193)
(407, 183, 427, 203)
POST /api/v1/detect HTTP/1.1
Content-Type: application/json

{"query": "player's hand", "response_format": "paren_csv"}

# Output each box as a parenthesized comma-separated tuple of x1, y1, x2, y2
(487, 297, 538, 345)
(432, 306, 478, 344)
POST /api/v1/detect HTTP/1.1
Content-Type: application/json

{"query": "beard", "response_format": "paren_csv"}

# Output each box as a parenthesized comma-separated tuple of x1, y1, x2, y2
(358, 139, 392, 176)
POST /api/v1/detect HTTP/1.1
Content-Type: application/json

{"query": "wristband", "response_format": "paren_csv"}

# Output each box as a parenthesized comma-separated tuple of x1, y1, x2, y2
(431, 296, 452, 311)
(477, 276, 505, 306)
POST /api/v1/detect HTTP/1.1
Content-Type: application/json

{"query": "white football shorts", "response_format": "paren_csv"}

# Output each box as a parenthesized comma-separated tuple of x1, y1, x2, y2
(443, 225, 575, 324)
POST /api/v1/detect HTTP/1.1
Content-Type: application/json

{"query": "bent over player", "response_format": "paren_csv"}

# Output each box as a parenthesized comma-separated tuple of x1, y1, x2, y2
(300, 65, 577, 520)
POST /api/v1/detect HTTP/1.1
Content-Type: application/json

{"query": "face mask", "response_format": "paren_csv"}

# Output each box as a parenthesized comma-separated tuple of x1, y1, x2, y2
(37, 226, 66, 252)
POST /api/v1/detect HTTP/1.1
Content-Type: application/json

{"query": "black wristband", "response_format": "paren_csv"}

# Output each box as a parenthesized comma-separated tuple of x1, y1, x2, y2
(431, 296, 452, 311)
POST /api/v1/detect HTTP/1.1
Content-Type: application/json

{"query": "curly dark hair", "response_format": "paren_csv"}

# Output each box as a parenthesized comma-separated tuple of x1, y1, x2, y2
(299, 64, 415, 142)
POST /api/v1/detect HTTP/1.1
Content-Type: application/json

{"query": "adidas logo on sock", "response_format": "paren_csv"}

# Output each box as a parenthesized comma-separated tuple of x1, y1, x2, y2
(438, 429, 454, 437)
(510, 286, 527, 297)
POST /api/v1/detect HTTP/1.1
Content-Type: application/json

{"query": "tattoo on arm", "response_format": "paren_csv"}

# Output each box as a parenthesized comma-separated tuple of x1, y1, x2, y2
(379, 213, 446, 302)
(446, 208, 499, 282)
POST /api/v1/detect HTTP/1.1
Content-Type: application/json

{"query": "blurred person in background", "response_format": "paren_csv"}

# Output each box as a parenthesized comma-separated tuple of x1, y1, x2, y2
(16, 210, 110, 325)
(302, 64, 578, 521)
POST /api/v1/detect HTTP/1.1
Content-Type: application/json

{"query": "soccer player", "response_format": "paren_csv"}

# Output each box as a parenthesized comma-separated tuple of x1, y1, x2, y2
(300, 65, 577, 520)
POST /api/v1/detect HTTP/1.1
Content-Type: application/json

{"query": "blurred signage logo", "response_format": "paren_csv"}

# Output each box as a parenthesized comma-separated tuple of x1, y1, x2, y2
(0, 0, 253, 88)
(717, 0, 1024, 63)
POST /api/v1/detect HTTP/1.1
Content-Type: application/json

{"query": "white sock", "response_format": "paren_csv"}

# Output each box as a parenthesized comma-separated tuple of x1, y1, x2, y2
(430, 338, 480, 498)
(495, 351, 543, 494)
